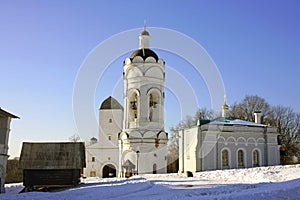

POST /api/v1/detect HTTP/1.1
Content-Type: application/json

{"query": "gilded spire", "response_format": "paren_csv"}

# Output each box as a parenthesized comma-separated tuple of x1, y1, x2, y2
(222, 94, 229, 118)
(222, 94, 229, 110)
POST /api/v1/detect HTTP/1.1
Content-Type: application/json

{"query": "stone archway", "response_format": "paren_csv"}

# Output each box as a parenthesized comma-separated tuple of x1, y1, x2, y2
(102, 164, 116, 178)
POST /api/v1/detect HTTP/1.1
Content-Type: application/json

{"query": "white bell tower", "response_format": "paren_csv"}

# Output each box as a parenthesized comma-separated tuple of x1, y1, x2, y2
(119, 24, 168, 177)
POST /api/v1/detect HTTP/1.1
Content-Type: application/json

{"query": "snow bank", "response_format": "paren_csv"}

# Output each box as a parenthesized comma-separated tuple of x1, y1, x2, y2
(3, 165, 300, 200)
(4, 183, 24, 194)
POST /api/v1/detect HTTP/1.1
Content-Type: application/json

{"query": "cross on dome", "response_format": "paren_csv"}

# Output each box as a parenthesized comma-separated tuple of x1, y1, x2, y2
(140, 20, 150, 36)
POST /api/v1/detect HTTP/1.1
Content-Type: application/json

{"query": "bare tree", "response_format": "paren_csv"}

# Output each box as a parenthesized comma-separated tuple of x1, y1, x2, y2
(69, 134, 81, 142)
(193, 108, 217, 122)
(229, 95, 272, 123)
(267, 106, 300, 164)
(167, 133, 179, 173)
(170, 108, 216, 133)
(168, 108, 216, 172)
(229, 95, 300, 164)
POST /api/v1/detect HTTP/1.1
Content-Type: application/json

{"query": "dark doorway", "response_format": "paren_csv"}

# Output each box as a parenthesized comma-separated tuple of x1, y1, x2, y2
(153, 163, 157, 174)
(102, 164, 116, 178)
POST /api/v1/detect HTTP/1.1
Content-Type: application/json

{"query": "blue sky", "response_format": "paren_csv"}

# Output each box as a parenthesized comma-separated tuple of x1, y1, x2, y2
(1, 1, 299, 158)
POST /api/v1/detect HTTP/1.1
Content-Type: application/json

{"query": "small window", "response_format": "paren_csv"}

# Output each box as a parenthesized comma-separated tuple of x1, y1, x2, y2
(154, 153, 157, 157)
(92, 157, 95, 162)
(108, 135, 112, 140)
(109, 118, 112, 123)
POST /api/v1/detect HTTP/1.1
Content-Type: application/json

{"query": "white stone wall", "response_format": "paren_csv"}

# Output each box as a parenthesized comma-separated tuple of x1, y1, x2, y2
(123, 59, 165, 131)
(119, 38, 168, 175)
(84, 108, 123, 178)
(99, 109, 123, 147)
(0, 116, 11, 193)
(84, 143, 119, 177)
(180, 124, 280, 174)
(118, 132, 168, 176)
(178, 127, 198, 173)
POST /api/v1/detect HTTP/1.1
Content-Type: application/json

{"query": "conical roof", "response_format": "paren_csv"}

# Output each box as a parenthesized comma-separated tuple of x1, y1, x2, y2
(99, 96, 123, 110)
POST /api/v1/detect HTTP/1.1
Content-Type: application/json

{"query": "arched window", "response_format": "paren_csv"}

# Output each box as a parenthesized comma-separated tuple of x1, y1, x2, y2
(149, 91, 160, 122)
(149, 94, 154, 121)
(129, 92, 138, 122)
(253, 150, 259, 167)
(238, 150, 244, 168)
(222, 149, 229, 168)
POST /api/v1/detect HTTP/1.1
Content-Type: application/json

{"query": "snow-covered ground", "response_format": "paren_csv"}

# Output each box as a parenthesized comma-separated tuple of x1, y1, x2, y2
(3, 164, 300, 200)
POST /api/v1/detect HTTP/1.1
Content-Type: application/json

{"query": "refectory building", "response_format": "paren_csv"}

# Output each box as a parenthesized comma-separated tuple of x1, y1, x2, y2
(178, 103, 280, 173)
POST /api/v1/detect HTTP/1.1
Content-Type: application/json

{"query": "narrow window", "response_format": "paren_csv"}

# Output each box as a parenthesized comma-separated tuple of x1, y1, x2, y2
(129, 93, 138, 122)
(253, 150, 259, 167)
(238, 150, 244, 168)
(109, 118, 112, 123)
(149, 92, 159, 122)
(149, 94, 153, 121)
(108, 135, 112, 140)
(92, 157, 95, 162)
(222, 149, 229, 167)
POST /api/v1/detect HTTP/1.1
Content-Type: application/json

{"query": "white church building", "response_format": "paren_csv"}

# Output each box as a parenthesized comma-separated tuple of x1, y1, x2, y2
(178, 100, 280, 174)
(84, 26, 168, 178)
(84, 25, 280, 178)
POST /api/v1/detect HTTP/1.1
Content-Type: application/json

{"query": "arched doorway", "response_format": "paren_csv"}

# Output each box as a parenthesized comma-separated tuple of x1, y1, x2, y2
(102, 164, 116, 178)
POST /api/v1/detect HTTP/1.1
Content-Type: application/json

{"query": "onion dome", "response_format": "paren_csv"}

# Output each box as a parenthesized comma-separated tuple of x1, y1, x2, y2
(140, 29, 150, 36)
(130, 48, 158, 62)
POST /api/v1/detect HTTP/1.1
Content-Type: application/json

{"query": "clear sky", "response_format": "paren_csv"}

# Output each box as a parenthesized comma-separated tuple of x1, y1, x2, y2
(1, 0, 299, 158)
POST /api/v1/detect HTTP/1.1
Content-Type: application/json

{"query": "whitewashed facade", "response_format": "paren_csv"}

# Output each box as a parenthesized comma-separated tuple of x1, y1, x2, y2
(179, 115, 280, 174)
(118, 26, 168, 177)
(84, 27, 168, 178)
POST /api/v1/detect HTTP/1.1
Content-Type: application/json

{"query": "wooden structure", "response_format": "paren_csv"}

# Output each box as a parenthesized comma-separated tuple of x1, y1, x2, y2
(19, 142, 86, 190)
(5, 158, 23, 183)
